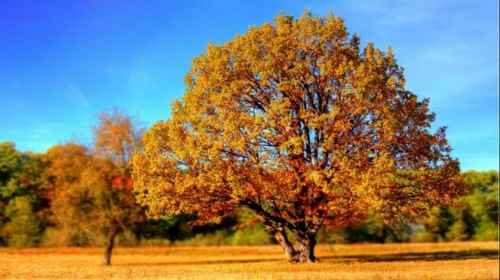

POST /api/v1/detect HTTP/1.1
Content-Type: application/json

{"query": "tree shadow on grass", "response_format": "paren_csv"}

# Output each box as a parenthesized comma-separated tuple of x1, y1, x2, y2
(116, 258, 284, 267)
(321, 249, 499, 263)
(117, 249, 499, 266)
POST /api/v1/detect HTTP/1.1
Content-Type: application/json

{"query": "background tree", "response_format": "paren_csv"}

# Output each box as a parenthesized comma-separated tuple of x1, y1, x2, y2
(0, 142, 24, 245)
(411, 170, 498, 242)
(132, 12, 465, 263)
(0, 142, 48, 246)
(3, 196, 44, 247)
(462, 170, 498, 240)
(413, 205, 455, 242)
(92, 108, 144, 265)
(45, 109, 144, 265)
(44, 143, 98, 246)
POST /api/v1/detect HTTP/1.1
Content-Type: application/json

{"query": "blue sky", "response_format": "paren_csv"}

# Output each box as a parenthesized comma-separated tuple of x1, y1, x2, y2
(0, 0, 498, 171)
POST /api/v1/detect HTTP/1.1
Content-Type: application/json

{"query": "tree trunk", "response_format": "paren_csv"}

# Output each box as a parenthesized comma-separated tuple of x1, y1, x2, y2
(103, 228, 117, 265)
(274, 226, 296, 261)
(263, 221, 296, 262)
(295, 232, 318, 263)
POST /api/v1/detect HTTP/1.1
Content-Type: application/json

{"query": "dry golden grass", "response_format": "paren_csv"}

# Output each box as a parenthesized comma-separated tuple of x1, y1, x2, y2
(0, 241, 498, 279)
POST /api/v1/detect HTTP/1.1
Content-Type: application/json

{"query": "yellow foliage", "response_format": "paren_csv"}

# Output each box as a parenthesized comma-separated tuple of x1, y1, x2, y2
(132, 12, 465, 262)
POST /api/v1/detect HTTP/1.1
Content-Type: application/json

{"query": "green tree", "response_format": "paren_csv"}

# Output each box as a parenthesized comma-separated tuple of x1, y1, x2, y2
(446, 206, 475, 241)
(463, 170, 498, 240)
(0, 142, 24, 244)
(0, 142, 24, 203)
(3, 196, 43, 247)
(132, 12, 465, 262)
(414, 170, 498, 242)
(415, 205, 455, 242)
(339, 210, 411, 244)
(0, 142, 48, 246)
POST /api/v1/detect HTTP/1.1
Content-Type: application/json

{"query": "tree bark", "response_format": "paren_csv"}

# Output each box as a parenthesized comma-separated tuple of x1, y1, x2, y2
(103, 228, 117, 265)
(295, 231, 318, 263)
(263, 221, 297, 262)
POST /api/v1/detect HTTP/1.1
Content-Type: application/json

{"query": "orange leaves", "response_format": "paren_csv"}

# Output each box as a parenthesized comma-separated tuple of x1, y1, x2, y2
(111, 176, 133, 191)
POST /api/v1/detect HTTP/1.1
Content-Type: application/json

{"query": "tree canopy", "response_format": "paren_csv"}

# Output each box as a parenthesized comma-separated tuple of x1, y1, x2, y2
(132, 12, 465, 262)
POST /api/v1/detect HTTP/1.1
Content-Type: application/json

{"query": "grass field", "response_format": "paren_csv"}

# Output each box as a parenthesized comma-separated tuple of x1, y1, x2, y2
(0, 241, 498, 279)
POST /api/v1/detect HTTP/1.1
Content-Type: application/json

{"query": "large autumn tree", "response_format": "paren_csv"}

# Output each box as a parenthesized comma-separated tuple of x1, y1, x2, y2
(132, 12, 465, 262)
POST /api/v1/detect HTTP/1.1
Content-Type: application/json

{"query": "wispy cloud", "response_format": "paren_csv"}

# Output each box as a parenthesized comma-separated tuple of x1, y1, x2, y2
(55, 70, 91, 109)
(67, 81, 90, 108)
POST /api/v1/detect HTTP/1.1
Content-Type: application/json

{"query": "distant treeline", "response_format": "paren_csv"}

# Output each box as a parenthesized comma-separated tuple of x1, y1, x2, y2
(0, 110, 498, 247)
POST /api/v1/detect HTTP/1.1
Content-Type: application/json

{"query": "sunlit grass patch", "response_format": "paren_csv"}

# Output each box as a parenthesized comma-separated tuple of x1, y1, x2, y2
(0, 241, 498, 279)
